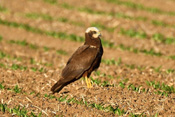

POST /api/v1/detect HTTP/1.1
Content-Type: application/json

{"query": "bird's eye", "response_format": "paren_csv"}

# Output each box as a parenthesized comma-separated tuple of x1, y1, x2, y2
(92, 31, 96, 34)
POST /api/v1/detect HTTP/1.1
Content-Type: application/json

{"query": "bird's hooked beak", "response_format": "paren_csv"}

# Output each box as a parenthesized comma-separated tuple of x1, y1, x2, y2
(98, 31, 102, 38)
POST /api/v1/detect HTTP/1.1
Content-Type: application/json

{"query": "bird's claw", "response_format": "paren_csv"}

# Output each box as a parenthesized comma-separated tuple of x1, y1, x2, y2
(88, 79, 92, 88)
(85, 77, 92, 88)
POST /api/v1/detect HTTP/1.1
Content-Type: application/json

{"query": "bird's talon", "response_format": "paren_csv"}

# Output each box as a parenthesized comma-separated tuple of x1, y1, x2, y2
(85, 77, 89, 88)
(88, 79, 92, 88)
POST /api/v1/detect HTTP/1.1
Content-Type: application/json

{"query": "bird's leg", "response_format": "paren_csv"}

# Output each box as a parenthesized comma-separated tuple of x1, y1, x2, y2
(85, 76, 90, 88)
(88, 78, 92, 88)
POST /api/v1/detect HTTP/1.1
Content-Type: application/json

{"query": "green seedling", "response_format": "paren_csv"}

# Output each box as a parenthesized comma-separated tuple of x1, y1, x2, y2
(112, 12, 147, 21)
(44, 63, 53, 67)
(43, 46, 50, 51)
(0, 103, 41, 116)
(11, 64, 21, 70)
(30, 91, 35, 95)
(128, 84, 141, 92)
(45, 0, 148, 22)
(8, 40, 38, 49)
(26, 13, 53, 20)
(119, 82, 125, 88)
(118, 44, 138, 53)
(154, 90, 168, 97)
(60, 3, 74, 10)
(0, 19, 114, 49)
(13, 85, 22, 93)
(0, 103, 6, 112)
(166, 69, 175, 74)
(0, 5, 8, 13)
(130, 112, 146, 117)
(43, 0, 175, 33)
(2, 18, 175, 63)
(168, 55, 175, 60)
(0, 83, 4, 89)
(107, 105, 125, 115)
(152, 33, 165, 42)
(78, 7, 105, 15)
(12, 106, 27, 116)
(0, 63, 5, 68)
(57, 17, 68, 23)
(152, 66, 162, 73)
(152, 20, 175, 29)
(56, 49, 68, 55)
(140, 48, 162, 56)
(43, 0, 57, 4)
(38, 68, 44, 72)
(125, 64, 136, 69)
(29, 44, 38, 49)
(101, 39, 115, 48)
(68, 34, 84, 42)
(30, 58, 35, 64)
(0, 51, 22, 61)
(8, 40, 28, 46)
(70, 21, 84, 27)
(11, 64, 27, 70)
(102, 58, 122, 66)
(94, 71, 101, 76)
(105, 0, 175, 16)
(25, 12, 84, 28)
(101, 80, 111, 87)
(89, 103, 104, 110)
(0, 51, 6, 58)
(107, 75, 114, 79)
(44, 94, 56, 99)
(57, 95, 68, 102)
(120, 28, 147, 39)
(151, 20, 166, 27)
(2, 83, 126, 115)
(146, 81, 175, 95)
(122, 78, 129, 83)
(0, 35, 3, 41)
(90, 77, 101, 85)
(137, 66, 145, 71)
(31, 67, 37, 72)
(91, 22, 115, 32)
(118, 44, 163, 57)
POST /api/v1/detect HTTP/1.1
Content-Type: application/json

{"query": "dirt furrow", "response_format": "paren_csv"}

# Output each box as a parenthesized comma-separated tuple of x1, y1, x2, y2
(1, 2, 175, 56)
(1, 24, 175, 70)
(0, 67, 175, 116)
(59, 0, 175, 24)
(1, 0, 175, 116)
(2, 0, 175, 38)
(130, 0, 175, 12)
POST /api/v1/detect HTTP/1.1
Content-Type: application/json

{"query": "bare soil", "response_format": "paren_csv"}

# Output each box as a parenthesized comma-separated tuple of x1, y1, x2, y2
(0, 0, 175, 116)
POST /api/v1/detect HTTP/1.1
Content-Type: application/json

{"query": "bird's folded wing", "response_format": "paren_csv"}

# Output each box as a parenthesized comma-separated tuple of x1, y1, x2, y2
(61, 45, 98, 81)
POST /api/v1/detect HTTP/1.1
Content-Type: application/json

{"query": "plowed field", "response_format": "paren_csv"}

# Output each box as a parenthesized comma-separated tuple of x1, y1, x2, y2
(0, 0, 175, 116)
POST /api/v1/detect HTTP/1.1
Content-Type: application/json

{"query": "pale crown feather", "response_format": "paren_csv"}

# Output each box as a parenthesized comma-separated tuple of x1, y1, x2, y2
(85, 27, 101, 38)
(85, 27, 99, 33)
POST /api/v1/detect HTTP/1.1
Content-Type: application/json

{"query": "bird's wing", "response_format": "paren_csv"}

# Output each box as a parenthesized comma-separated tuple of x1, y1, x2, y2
(61, 45, 98, 82)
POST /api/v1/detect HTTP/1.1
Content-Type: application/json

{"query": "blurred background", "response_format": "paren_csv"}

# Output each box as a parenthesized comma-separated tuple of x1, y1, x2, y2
(0, 0, 175, 116)
(1, 0, 175, 68)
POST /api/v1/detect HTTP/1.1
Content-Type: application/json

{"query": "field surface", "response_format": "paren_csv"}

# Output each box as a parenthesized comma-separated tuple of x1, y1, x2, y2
(0, 0, 175, 116)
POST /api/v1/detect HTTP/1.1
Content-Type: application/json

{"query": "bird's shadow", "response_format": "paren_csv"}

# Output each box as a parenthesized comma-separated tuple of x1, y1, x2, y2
(61, 91, 70, 94)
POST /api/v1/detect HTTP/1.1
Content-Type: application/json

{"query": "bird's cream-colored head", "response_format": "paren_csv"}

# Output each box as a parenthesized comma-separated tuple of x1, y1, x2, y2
(85, 27, 101, 38)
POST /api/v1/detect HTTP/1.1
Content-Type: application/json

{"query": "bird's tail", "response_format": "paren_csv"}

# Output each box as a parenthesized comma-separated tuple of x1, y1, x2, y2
(51, 78, 77, 93)
(51, 81, 65, 94)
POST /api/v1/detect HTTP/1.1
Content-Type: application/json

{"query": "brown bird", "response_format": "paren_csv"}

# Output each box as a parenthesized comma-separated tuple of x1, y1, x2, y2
(51, 27, 103, 93)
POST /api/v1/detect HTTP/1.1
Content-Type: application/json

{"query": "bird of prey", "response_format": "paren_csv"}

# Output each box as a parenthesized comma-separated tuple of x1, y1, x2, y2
(51, 27, 103, 93)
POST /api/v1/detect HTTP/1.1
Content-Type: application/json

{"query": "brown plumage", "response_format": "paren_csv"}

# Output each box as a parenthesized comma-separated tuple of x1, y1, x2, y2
(51, 27, 103, 93)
